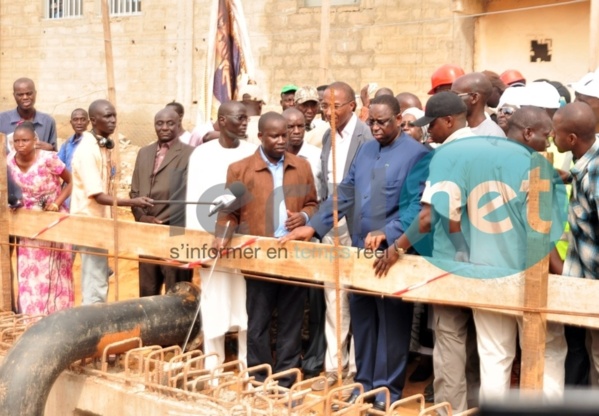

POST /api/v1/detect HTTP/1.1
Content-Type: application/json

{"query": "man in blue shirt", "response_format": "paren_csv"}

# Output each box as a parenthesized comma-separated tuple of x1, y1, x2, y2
(0, 78, 57, 151)
(58, 108, 89, 210)
(281, 95, 430, 410)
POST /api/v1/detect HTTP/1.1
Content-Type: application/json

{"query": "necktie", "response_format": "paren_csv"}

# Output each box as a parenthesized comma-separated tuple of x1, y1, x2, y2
(153, 143, 168, 174)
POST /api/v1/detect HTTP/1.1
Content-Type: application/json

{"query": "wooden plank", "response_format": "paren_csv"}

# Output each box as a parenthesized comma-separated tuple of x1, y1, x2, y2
(0, 134, 12, 311)
(100, 0, 121, 299)
(8, 210, 599, 329)
(520, 154, 551, 390)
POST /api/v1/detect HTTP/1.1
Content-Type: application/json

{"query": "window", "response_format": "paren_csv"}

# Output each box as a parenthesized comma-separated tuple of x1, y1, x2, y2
(110, 0, 142, 15)
(304, 0, 359, 6)
(45, 0, 83, 19)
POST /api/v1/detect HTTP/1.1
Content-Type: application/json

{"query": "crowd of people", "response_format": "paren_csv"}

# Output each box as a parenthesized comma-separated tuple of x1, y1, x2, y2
(3, 64, 599, 412)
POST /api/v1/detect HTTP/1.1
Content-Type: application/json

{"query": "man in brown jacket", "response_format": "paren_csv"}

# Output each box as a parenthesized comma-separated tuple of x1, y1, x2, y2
(215, 111, 318, 387)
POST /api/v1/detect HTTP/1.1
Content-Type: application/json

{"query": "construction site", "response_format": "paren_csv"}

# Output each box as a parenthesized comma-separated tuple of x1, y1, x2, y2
(2, 0, 599, 415)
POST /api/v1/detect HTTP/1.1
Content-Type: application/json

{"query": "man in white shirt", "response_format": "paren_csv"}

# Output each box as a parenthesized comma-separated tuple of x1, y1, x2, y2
(185, 101, 257, 371)
(283, 107, 325, 378)
(313, 81, 373, 390)
(71, 99, 152, 304)
(451, 72, 506, 138)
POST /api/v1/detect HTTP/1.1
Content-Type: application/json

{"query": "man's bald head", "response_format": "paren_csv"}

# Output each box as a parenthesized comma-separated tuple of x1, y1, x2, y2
(452, 72, 493, 100)
(13, 77, 37, 113)
(87, 99, 116, 137)
(326, 82, 356, 104)
(154, 107, 181, 143)
(553, 102, 597, 158)
(375, 87, 394, 98)
(258, 111, 286, 133)
(554, 102, 596, 142)
(13, 77, 35, 91)
(509, 106, 551, 132)
(507, 106, 552, 151)
(218, 101, 246, 118)
(283, 108, 306, 152)
(155, 106, 179, 120)
(282, 107, 305, 123)
(88, 99, 114, 119)
(217, 101, 248, 142)
(395, 92, 423, 112)
(452, 73, 493, 121)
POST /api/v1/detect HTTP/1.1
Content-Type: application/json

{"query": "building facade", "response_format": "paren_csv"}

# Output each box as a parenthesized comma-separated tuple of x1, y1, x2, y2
(0, 0, 592, 143)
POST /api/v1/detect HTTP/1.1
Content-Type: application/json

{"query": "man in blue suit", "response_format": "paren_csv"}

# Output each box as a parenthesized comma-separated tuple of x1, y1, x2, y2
(281, 94, 430, 410)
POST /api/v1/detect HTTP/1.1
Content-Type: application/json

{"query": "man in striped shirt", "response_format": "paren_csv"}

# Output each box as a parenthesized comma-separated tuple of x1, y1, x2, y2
(553, 102, 599, 384)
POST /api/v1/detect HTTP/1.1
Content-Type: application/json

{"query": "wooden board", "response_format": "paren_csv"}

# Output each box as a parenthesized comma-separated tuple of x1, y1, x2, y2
(0, 134, 12, 311)
(520, 155, 551, 390)
(8, 209, 599, 329)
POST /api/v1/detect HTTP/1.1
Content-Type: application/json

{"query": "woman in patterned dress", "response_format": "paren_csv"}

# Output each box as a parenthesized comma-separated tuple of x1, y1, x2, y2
(8, 122, 74, 315)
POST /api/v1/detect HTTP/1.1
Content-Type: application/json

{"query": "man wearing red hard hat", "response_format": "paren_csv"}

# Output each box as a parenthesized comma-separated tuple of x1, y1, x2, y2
(499, 69, 526, 87)
(428, 64, 465, 95)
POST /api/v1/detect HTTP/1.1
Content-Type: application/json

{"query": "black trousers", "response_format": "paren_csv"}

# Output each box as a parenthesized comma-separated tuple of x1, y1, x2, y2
(138, 256, 192, 297)
(565, 324, 590, 386)
(302, 286, 326, 375)
(246, 278, 307, 388)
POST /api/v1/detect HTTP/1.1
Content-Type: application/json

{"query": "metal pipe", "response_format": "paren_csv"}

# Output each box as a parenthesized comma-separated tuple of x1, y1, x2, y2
(0, 282, 201, 416)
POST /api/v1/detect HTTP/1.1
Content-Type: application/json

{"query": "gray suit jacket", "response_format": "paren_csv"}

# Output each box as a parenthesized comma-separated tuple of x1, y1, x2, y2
(319, 117, 373, 201)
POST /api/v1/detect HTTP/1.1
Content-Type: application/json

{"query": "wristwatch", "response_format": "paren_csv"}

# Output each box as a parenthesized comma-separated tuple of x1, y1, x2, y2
(394, 240, 405, 258)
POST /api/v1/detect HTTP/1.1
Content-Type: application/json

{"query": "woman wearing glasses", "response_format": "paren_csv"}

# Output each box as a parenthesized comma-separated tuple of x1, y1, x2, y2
(401, 107, 431, 147)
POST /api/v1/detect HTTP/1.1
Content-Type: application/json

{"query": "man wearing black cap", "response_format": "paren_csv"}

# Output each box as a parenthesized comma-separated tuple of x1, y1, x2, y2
(412, 91, 473, 145)
(374, 91, 479, 414)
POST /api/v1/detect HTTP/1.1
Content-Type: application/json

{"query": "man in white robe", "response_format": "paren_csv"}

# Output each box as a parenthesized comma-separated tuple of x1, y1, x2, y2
(186, 101, 257, 370)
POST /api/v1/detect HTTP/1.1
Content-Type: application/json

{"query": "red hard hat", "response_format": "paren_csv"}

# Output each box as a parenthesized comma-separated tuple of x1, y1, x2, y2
(428, 64, 465, 94)
(500, 69, 526, 86)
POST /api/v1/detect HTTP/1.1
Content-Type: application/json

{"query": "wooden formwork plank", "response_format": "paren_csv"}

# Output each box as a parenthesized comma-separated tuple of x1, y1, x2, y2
(0, 134, 12, 311)
(520, 154, 552, 390)
(7, 209, 599, 329)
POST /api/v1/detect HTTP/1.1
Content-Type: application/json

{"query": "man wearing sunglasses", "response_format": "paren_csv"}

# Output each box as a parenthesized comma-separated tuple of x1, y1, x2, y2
(451, 72, 506, 138)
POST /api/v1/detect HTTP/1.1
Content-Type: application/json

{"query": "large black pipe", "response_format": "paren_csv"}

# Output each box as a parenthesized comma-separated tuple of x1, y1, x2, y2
(0, 282, 201, 416)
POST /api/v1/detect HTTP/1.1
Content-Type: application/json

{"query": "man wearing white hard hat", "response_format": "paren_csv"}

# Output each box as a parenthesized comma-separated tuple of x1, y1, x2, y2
(570, 69, 599, 134)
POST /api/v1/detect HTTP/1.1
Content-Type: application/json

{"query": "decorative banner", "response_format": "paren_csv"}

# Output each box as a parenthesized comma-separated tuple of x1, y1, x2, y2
(200, 0, 255, 123)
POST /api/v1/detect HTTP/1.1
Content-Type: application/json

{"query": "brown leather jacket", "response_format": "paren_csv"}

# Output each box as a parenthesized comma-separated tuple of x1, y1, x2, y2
(217, 149, 318, 237)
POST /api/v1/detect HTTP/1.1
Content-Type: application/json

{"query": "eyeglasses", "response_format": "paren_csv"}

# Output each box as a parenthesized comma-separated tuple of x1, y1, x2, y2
(366, 117, 393, 128)
(320, 101, 353, 111)
(498, 107, 515, 116)
(227, 114, 249, 122)
(400, 121, 415, 128)
(454, 92, 475, 99)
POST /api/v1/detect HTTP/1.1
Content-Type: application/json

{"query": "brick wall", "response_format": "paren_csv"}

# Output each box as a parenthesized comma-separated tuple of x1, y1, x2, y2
(0, 0, 479, 143)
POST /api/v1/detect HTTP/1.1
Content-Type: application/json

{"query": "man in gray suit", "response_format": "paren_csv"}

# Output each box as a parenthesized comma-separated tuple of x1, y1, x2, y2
(130, 107, 194, 296)
(312, 81, 373, 390)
